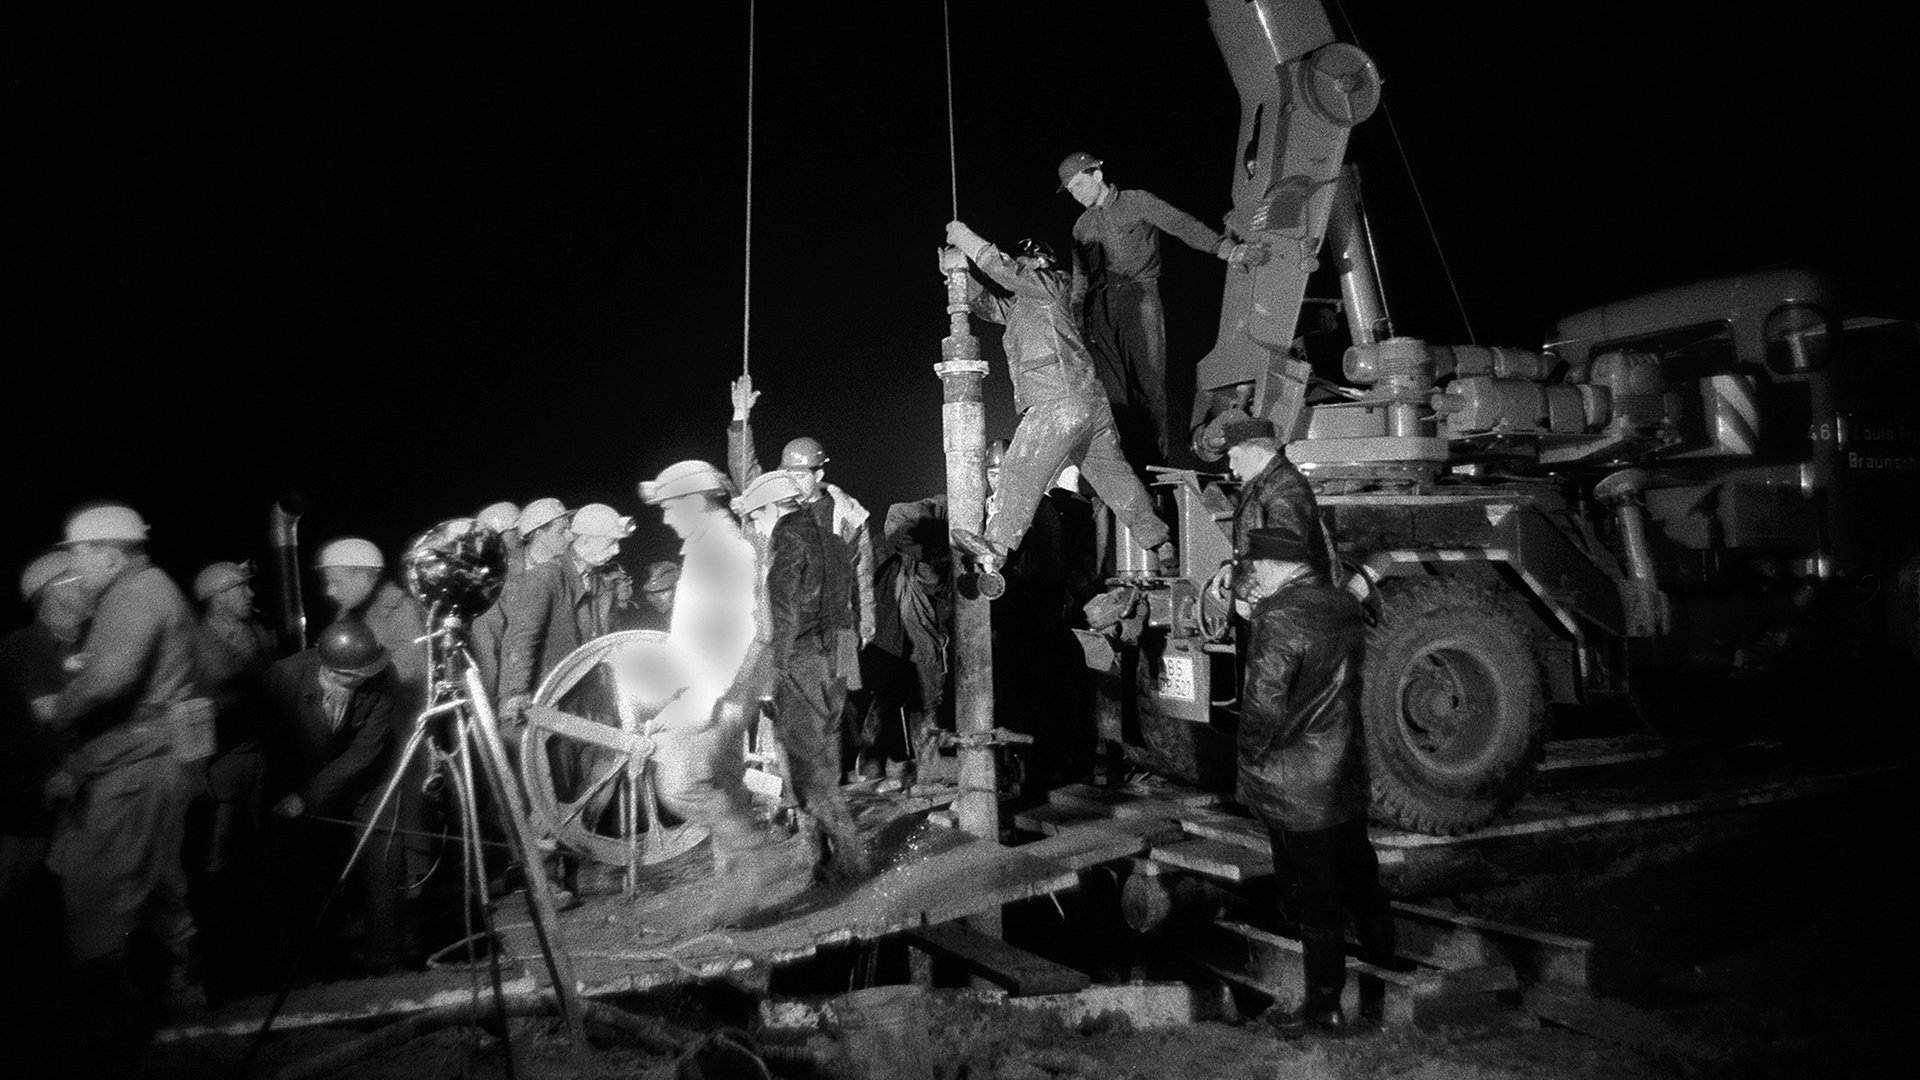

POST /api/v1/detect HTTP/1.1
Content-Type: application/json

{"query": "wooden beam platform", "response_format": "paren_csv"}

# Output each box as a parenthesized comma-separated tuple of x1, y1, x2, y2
(902, 923, 1092, 996)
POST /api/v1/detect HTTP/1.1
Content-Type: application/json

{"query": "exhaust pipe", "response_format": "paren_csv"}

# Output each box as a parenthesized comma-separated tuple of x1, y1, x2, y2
(269, 492, 307, 655)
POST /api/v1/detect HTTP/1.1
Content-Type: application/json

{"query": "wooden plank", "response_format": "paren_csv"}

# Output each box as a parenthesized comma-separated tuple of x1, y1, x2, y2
(1372, 766, 1900, 849)
(1149, 838, 1274, 882)
(1015, 818, 1185, 871)
(1048, 783, 1220, 819)
(1206, 921, 1515, 1029)
(1391, 901, 1594, 989)
(1012, 802, 1107, 836)
(1173, 806, 1271, 854)
(1522, 984, 1718, 1064)
(903, 923, 1092, 996)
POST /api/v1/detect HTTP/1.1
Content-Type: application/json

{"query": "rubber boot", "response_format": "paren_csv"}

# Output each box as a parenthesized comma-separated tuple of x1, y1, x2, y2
(1265, 928, 1349, 1038)
(810, 799, 873, 885)
(1355, 905, 1411, 1025)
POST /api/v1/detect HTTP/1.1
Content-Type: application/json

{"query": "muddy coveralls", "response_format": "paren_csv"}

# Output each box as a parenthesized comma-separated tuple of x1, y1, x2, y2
(1239, 571, 1394, 1029)
(966, 244, 1171, 555)
(652, 513, 769, 886)
(45, 557, 200, 1020)
(761, 506, 870, 881)
(1070, 187, 1226, 467)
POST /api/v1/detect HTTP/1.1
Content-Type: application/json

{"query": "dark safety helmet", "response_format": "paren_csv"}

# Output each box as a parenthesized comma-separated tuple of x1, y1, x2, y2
(1012, 238, 1058, 268)
(780, 436, 830, 470)
(317, 617, 388, 673)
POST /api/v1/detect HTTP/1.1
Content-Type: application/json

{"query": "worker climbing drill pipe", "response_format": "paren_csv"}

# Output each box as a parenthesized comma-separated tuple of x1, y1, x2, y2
(940, 221, 1176, 588)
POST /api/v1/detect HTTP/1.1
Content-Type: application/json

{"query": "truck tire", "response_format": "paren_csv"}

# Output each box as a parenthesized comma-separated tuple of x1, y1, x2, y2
(1363, 578, 1545, 835)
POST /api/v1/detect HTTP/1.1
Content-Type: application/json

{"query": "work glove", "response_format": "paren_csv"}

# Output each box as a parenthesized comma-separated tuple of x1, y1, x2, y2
(730, 373, 759, 420)
(938, 245, 970, 274)
(1220, 240, 1271, 271)
(946, 220, 989, 261)
(272, 793, 307, 819)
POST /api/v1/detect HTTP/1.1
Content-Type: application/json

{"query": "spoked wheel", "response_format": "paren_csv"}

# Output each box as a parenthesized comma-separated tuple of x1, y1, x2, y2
(521, 630, 707, 868)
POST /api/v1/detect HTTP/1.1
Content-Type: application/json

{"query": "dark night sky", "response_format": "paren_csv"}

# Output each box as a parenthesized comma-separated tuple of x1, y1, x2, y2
(6, 0, 1915, 615)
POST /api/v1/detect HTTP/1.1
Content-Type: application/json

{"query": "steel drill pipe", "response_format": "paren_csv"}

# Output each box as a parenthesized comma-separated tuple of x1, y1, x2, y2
(937, 266, 999, 852)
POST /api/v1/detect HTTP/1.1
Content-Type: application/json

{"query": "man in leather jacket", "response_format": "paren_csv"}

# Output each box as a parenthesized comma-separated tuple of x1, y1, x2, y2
(1236, 525, 1395, 1037)
(1225, 419, 1333, 578)
(737, 472, 870, 884)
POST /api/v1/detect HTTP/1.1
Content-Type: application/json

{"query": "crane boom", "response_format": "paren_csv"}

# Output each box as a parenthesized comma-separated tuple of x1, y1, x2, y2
(1195, 0, 1379, 445)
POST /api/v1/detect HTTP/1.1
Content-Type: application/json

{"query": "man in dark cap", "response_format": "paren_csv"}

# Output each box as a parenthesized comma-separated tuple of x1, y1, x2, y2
(635, 560, 680, 632)
(1058, 151, 1268, 467)
(1235, 525, 1394, 1037)
(1224, 418, 1333, 577)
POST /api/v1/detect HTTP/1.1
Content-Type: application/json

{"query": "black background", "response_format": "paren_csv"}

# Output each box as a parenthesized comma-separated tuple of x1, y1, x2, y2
(7, 0, 1915, 615)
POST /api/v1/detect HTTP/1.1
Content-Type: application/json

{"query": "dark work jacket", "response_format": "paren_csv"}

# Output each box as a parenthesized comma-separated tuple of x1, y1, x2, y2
(766, 509, 854, 676)
(1237, 574, 1369, 832)
(497, 554, 610, 702)
(261, 649, 397, 816)
(967, 246, 1103, 415)
(1233, 455, 1333, 578)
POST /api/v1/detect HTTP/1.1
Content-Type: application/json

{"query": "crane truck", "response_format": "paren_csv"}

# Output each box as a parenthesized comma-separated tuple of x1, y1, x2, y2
(1085, 0, 1920, 834)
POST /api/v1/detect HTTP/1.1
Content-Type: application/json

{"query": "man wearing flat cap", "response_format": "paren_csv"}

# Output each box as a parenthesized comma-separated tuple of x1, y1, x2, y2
(1058, 150, 1268, 467)
(1224, 418, 1333, 578)
(1235, 525, 1394, 1038)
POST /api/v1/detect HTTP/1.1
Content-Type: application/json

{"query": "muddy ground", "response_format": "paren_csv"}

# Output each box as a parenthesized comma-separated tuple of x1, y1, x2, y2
(8, 715, 1910, 1080)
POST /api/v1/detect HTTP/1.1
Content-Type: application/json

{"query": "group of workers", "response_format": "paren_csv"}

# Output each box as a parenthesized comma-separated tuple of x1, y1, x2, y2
(0, 151, 1383, 1053)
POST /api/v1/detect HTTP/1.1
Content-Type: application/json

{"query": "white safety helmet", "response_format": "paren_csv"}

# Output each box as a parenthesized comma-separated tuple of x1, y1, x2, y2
(315, 537, 385, 571)
(62, 503, 150, 546)
(639, 461, 731, 506)
(733, 471, 804, 516)
(193, 560, 255, 601)
(570, 503, 636, 539)
(475, 501, 520, 533)
(516, 497, 571, 535)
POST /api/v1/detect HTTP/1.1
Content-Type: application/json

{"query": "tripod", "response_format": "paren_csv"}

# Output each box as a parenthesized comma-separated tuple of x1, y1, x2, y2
(237, 616, 588, 1078)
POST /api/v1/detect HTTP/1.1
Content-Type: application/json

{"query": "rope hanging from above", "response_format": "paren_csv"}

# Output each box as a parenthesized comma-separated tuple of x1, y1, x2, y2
(742, 0, 756, 376)
(944, 0, 958, 220)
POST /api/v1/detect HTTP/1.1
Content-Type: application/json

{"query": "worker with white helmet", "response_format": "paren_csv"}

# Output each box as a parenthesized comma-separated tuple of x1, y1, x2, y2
(469, 499, 548, 700)
(497, 503, 636, 715)
(737, 471, 872, 884)
(640, 460, 797, 925)
(186, 558, 276, 998)
(42, 502, 204, 1026)
(312, 535, 429, 952)
(515, 498, 574, 570)
(193, 560, 273, 709)
(474, 501, 525, 574)
(315, 537, 427, 707)
(497, 502, 638, 904)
